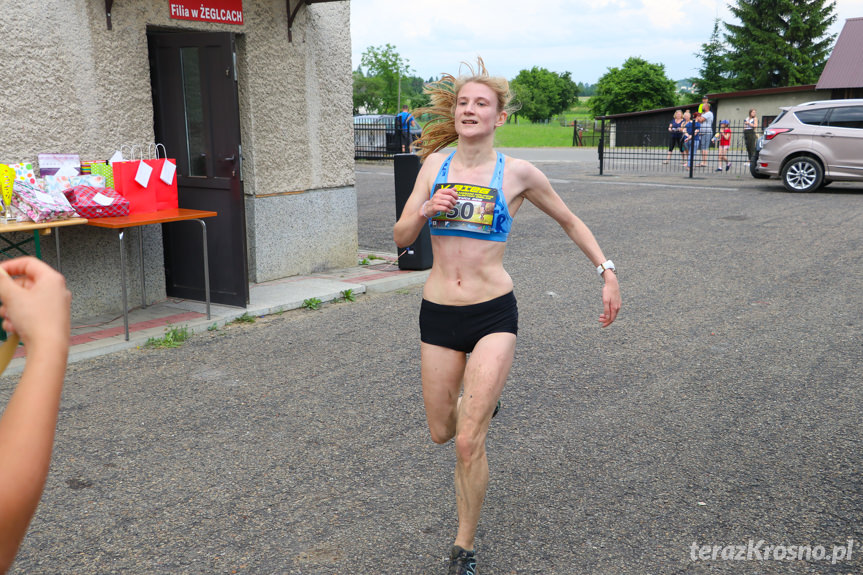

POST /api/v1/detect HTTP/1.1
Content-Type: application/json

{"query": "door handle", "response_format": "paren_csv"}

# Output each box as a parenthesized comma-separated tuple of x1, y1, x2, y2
(221, 154, 237, 177)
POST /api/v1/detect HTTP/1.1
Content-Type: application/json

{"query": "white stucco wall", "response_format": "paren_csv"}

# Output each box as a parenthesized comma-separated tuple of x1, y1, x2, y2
(0, 0, 355, 319)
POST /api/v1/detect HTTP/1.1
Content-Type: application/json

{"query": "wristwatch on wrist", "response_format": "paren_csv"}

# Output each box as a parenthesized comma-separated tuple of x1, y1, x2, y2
(596, 259, 616, 277)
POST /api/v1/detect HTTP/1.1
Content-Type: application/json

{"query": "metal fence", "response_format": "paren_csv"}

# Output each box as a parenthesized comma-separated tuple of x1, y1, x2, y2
(354, 122, 404, 160)
(354, 118, 759, 177)
(598, 120, 758, 177)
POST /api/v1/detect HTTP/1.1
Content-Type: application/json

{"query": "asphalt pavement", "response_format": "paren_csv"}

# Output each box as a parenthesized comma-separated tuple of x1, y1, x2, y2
(3, 150, 862, 574)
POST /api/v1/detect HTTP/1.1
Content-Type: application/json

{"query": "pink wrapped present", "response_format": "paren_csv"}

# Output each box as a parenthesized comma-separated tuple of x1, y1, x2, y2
(11, 180, 79, 223)
(64, 185, 129, 218)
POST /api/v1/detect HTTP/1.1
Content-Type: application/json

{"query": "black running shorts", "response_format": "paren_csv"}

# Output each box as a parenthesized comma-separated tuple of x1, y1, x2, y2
(419, 291, 518, 353)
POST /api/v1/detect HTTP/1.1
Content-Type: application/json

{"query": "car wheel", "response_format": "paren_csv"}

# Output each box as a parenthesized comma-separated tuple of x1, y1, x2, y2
(782, 156, 823, 192)
(749, 159, 770, 179)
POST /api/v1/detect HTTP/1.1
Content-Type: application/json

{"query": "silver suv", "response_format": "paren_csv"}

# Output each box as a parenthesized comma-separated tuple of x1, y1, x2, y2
(752, 99, 863, 192)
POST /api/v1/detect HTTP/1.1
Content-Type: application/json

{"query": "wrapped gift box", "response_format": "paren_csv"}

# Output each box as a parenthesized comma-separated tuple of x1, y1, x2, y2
(64, 185, 129, 218)
(12, 180, 79, 222)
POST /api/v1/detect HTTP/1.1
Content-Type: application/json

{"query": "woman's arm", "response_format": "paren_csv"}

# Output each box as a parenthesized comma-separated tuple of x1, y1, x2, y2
(0, 258, 71, 573)
(518, 162, 621, 326)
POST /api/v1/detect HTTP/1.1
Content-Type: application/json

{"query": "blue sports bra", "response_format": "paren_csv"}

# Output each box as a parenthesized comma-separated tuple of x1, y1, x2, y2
(428, 151, 512, 242)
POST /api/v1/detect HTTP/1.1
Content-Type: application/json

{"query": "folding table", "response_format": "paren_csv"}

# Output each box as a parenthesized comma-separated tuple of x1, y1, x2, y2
(86, 208, 217, 340)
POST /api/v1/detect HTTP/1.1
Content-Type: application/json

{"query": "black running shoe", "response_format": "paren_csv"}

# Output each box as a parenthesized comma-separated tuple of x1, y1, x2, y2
(492, 400, 501, 419)
(448, 546, 477, 575)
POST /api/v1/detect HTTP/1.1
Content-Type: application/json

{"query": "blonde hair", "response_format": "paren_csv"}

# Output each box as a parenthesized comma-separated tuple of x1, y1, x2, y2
(412, 57, 518, 161)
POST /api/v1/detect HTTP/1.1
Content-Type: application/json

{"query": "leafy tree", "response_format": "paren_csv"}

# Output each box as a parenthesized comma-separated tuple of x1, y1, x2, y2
(402, 75, 430, 110)
(358, 44, 413, 114)
(510, 67, 579, 122)
(724, 0, 837, 90)
(352, 69, 385, 115)
(589, 57, 678, 116)
(695, 19, 733, 95)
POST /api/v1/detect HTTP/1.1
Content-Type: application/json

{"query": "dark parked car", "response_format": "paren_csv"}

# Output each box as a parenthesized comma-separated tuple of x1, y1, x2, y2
(752, 99, 863, 192)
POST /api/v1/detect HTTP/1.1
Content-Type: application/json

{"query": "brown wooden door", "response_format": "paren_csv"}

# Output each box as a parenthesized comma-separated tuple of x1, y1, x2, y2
(148, 30, 249, 307)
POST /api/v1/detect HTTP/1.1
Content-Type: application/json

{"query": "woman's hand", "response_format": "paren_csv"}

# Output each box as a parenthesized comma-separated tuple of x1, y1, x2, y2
(422, 186, 459, 218)
(599, 271, 621, 328)
(0, 257, 71, 352)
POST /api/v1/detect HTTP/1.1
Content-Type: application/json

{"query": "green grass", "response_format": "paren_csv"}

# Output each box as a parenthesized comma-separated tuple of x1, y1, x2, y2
(493, 101, 598, 148)
(494, 121, 598, 148)
(494, 122, 578, 147)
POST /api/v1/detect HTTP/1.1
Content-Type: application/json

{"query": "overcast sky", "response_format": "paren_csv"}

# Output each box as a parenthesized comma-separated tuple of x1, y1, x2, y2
(350, 0, 863, 85)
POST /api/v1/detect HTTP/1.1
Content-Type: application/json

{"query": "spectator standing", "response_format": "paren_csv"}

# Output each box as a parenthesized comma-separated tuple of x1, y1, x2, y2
(714, 119, 732, 171)
(664, 110, 686, 164)
(743, 108, 758, 165)
(396, 104, 417, 153)
(699, 103, 714, 167)
(684, 113, 701, 168)
(681, 110, 692, 166)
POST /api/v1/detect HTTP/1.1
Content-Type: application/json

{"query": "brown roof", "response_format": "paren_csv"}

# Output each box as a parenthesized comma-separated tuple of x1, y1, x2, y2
(817, 17, 863, 90)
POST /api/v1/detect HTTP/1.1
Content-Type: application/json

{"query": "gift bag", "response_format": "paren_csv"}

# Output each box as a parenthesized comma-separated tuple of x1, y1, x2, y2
(64, 185, 129, 218)
(89, 162, 115, 189)
(112, 158, 178, 214)
(80, 160, 101, 175)
(152, 157, 178, 210)
(112, 160, 158, 213)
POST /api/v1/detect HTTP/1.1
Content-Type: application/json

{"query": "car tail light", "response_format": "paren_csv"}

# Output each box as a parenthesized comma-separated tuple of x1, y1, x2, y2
(763, 128, 793, 140)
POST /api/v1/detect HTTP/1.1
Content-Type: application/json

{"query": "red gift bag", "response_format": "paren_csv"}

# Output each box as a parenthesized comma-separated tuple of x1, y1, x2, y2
(151, 158, 179, 210)
(112, 159, 178, 214)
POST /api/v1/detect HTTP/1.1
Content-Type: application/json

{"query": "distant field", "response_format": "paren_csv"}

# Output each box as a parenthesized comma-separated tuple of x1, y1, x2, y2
(494, 122, 578, 147)
(494, 118, 599, 148)
(492, 100, 598, 147)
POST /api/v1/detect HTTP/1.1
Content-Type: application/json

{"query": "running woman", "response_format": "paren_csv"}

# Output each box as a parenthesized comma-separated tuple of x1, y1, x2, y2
(393, 58, 621, 575)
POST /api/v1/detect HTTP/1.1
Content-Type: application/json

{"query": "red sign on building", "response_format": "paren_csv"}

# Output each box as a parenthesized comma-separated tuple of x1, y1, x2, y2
(169, 0, 244, 25)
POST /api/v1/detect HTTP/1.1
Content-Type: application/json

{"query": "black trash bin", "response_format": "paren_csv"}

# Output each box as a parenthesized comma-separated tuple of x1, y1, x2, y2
(393, 153, 432, 270)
